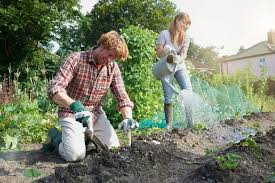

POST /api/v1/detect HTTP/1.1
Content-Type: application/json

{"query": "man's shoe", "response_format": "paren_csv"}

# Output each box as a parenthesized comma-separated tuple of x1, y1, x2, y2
(42, 127, 62, 153)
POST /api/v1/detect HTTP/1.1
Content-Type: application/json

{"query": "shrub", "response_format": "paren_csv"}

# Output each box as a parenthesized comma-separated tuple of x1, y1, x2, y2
(103, 25, 163, 126)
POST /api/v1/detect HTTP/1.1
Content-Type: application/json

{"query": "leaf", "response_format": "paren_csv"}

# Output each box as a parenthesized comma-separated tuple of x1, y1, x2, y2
(23, 168, 41, 178)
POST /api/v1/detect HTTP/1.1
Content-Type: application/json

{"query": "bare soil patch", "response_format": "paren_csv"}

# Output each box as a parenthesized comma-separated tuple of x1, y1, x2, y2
(0, 112, 274, 183)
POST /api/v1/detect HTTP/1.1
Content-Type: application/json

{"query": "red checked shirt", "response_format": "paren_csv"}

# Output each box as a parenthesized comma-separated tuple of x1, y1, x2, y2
(48, 50, 134, 122)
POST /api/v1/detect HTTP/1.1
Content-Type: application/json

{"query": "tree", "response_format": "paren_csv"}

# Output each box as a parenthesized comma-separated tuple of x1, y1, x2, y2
(238, 46, 245, 54)
(0, 0, 80, 75)
(83, 0, 177, 46)
(187, 40, 220, 71)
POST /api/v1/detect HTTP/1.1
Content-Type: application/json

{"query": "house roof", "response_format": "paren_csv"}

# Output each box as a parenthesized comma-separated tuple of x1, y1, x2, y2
(191, 62, 215, 71)
(221, 41, 275, 62)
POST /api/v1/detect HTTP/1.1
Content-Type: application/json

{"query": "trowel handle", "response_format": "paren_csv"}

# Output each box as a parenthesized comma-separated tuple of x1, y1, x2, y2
(127, 130, 131, 147)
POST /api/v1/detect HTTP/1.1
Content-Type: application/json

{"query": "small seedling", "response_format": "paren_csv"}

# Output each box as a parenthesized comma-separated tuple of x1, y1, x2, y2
(205, 147, 222, 157)
(111, 147, 120, 153)
(265, 172, 275, 183)
(250, 122, 260, 129)
(194, 121, 208, 133)
(239, 137, 262, 159)
(23, 168, 41, 179)
(215, 153, 241, 171)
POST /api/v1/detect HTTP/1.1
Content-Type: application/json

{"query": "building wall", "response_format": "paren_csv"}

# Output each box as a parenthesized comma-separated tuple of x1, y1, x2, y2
(221, 53, 275, 77)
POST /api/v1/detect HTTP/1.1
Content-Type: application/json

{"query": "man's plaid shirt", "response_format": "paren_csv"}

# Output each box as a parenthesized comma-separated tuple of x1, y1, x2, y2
(48, 50, 134, 122)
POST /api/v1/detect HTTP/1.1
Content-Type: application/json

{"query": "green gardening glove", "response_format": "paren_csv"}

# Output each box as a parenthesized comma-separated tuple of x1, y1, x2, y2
(70, 101, 94, 137)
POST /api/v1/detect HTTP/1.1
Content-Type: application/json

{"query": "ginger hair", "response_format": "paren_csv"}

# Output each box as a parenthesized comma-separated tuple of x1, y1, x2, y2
(97, 31, 129, 61)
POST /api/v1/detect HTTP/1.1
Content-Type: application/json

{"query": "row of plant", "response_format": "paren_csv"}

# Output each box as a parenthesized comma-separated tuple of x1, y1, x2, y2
(193, 67, 275, 112)
(205, 135, 275, 182)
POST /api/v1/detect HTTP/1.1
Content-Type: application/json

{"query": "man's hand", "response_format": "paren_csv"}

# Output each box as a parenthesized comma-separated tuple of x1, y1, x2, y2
(70, 101, 94, 137)
(118, 118, 139, 131)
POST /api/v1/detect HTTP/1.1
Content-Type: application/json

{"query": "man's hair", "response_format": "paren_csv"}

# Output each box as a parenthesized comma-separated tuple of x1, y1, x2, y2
(97, 31, 129, 61)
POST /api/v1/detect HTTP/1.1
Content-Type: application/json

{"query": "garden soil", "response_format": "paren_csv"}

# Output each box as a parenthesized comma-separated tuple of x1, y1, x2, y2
(0, 112, 274, 183)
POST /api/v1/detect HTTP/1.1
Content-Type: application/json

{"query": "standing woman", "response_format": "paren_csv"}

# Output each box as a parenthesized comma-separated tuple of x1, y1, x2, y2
(156, 12, 193, 129)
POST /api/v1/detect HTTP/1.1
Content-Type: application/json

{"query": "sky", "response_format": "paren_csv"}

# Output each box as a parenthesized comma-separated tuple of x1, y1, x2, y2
(79, 0, 275, 56)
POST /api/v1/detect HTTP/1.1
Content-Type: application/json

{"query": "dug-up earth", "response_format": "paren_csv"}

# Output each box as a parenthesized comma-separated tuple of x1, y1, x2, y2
(0, 112, 274, 183)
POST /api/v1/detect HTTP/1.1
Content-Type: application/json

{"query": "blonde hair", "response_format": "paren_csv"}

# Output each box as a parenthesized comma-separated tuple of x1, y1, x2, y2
(97, 31, 129, 61)
(169, 12, 191, 46)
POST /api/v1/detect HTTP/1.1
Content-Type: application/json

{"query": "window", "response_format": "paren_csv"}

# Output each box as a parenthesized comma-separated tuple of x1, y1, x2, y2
(259, 58, 266, 67)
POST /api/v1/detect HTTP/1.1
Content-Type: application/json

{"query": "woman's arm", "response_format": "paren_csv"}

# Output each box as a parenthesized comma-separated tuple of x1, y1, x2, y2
(179, 47, 188, 59)
(179, 35, 191, 59)
(156, 44, 165, 58)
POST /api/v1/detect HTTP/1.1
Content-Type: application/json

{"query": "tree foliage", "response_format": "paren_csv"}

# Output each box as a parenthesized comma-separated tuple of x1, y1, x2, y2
(0, 0, 80, 75)
(83, 0, 177, 46)
(188, 41, 219, 70)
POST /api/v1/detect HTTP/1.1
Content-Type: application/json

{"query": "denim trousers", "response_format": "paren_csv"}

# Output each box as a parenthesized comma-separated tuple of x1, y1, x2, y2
(161, 68, 192, 104)
(161, 68, 194, 127)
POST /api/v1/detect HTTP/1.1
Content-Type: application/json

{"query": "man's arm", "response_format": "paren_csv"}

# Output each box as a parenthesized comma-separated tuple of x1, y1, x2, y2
(52, 91, 75, 108)
(110, 63, 134, 119)
(120, 106, 133, 119)
(48, 53, 79, 104)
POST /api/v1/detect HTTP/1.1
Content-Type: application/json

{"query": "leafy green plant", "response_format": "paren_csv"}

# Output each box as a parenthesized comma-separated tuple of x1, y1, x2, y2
(239, 137, 262, 159)
(0, 89, 58, 151)
(265, 172, 275, 183)
(132, 127, 164, 137)
(205, 147, 222, 157)
(0, 134, 19, 151)
(117, 127, 163, 145)
(215, 153, 241, 171)
(250, 122, 260, 129)
(23, 168, 41, 179)
(194, 121, 208, 133)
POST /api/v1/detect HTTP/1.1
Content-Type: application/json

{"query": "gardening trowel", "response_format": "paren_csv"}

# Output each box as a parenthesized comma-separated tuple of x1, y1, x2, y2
(91, 135, 108, 151)
(127, 129, 132, 147)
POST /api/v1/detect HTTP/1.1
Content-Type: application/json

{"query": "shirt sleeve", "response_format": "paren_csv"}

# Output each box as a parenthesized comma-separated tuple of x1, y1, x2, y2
(110, 63, 134, 110)
(157, 30, 167, 45)
(48, 53, 79, 99)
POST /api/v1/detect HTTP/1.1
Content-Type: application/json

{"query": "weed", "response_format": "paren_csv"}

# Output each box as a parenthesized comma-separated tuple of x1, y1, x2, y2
(194, 121, 208, 133)
(239, 137, 262, 159)
(205, 147, 222, 157)
(23, 168, 41, 179)
(215, 153, 241, 171)
(250, 122, 260, 129)
(265, 172, 275, 183)
(117, 127, 163, 146)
